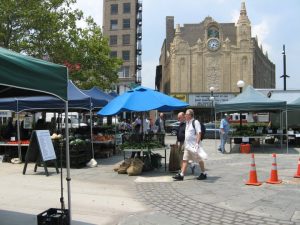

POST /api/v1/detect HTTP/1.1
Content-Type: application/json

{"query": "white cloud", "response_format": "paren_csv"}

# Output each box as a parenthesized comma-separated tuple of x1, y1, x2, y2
(73, 0, 103, 26)
(252, 20, 271, 54)
(141, 60, 157, 89)
(231, 9, 239, 23)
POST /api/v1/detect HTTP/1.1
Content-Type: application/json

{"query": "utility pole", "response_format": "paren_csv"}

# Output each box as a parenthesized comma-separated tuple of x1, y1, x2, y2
(280, 45, 289, 91)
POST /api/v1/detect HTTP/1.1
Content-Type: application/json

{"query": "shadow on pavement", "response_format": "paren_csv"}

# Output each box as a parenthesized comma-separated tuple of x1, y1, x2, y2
(0, 209, 95, 225)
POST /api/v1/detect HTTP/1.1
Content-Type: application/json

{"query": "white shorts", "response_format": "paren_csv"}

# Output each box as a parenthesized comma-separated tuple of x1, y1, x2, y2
(183, 148, 203, 162)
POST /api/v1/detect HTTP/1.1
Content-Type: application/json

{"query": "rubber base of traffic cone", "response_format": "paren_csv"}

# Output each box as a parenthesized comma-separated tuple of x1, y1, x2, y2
(266, 179, 282, 184)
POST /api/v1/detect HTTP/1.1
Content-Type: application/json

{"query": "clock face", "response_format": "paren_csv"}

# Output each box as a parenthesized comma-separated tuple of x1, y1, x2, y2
(207, 38, 220, 51)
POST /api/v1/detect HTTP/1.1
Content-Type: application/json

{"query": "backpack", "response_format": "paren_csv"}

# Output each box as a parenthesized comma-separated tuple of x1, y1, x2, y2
(192, 120, 206, 140)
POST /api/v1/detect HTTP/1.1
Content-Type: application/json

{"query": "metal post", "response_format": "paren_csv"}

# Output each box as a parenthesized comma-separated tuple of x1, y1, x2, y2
(239, 87, 242, 128)
(280, 45, 289, 91)
(209, 87, 215, 123)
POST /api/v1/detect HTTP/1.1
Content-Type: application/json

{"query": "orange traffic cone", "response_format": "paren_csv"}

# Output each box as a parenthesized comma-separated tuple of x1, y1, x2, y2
(266, 153, 282, 184)
(246, 153, 262, 186)
(294, 157, 300, 178)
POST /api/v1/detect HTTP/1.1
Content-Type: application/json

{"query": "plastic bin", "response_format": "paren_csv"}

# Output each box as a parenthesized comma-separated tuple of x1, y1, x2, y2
(240, 143, 250, 154)
(37, 208, 69, 225)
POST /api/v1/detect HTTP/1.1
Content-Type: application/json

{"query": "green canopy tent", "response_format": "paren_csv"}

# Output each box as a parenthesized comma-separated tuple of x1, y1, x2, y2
(287, 97, 300, 110)
(215, 85, 286, 113)
(215, 85, 288, 152)
(0, 47, 67, 99)
(0, 47, 72, 222)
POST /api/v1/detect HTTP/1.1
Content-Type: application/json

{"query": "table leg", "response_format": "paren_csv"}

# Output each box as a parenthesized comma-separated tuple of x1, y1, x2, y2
(164, 148, 166, 171)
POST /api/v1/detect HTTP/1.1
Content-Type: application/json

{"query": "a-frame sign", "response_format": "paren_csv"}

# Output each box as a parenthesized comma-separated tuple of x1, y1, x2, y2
(23, 130, 59, 176)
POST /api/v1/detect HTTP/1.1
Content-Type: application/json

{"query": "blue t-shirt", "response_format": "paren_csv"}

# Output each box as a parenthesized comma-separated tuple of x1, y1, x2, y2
(220, 118, 230, 133)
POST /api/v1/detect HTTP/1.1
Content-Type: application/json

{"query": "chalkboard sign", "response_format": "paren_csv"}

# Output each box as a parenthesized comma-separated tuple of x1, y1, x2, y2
(23, 130, 58, 176)
(36, 130, 56, 161)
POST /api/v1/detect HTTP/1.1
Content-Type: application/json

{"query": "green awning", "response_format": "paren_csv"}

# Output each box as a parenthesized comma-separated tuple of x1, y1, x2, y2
(287, 97, 300, 110)
(215, 85, 286, 113)
(0, 47, 68, 100)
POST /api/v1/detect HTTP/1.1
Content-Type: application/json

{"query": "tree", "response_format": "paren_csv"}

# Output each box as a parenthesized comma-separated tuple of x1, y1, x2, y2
(0, 0, 121, 90)
(64, 17, 122, 90)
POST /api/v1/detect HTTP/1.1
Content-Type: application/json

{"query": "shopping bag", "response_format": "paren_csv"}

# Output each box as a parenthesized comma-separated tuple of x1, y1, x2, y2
(186, 143, 208, 160)
(197, 144, 208, 160)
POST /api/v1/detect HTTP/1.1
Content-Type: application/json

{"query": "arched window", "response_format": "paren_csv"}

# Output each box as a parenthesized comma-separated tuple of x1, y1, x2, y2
(207, 26, 219, 38)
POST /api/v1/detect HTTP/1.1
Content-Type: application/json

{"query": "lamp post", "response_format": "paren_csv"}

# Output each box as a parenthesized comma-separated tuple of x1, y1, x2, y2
(237, 80, 245, 127)
(209, 86, 215, 122)
(280, 44, 289, 91)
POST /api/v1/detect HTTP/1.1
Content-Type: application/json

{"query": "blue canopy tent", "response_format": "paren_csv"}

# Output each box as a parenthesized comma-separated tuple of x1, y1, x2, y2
(0, 80, 91, 112)
(98, 86, 188, 116)
(0, 80, 107, 167)
(80, 87, 116, 167)
(81, 87, 114, 109)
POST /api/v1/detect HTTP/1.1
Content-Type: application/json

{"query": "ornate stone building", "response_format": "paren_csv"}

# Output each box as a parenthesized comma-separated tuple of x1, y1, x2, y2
(157, 2, 275, 112)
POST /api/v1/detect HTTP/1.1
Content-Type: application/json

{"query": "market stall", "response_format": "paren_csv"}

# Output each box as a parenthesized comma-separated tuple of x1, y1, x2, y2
(98, 86, 189, 172)
(0, 47, 73, 222)
(215, 85, 287, 152)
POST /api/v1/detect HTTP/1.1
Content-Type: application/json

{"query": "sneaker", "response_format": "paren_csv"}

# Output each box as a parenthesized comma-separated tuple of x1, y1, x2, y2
(173, 173, 184, 181)
(197, 173, 207, 180)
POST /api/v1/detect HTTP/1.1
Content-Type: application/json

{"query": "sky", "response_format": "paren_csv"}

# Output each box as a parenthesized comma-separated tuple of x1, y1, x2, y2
(74, 0, 300, 90)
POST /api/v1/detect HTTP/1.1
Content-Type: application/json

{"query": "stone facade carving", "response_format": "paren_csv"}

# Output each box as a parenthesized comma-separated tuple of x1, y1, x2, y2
(158, 2, 275, 95)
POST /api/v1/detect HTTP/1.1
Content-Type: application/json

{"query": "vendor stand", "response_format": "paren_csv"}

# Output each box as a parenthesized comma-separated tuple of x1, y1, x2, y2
(98, 86, 189, 172)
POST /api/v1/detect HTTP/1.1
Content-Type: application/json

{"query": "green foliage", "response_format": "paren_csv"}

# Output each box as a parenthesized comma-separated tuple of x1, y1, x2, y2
(0, 0, 121, 90)
(120, 140, 164, 150)
(231, 124, 265, 136)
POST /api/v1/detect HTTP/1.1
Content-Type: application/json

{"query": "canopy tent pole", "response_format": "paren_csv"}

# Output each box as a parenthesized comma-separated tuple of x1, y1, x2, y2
(17, 111, 22, 163)
(86, 103, 97, 167)
(11, 99, 22, 164)
(90, 109, 95, 159)
(64, 101, 72, 224)
(286, 108, 288, 154)
(214, 110, 217, 151)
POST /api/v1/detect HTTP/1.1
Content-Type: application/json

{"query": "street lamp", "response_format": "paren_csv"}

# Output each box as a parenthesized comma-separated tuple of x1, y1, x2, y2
(209, 86, 215, 122)
(237, 80, 245, 127)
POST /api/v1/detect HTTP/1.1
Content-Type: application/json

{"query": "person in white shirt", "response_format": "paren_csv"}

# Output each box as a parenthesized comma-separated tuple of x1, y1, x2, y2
(142, 117, 150, 134)
(173, 109, 207, 181)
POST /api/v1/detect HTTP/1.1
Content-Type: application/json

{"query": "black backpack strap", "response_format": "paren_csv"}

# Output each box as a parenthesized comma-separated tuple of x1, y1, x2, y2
(192, 119, 196, 135)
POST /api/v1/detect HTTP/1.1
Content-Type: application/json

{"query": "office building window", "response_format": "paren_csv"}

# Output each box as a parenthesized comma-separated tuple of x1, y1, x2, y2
(122, 51, 130, 61)
(123, 3, 131, 13)
(110, 20, 118, 30)
(110, 4, 118, 15)
(110, 51, 117, 58)
(122, 34, 130, 45)
(109, 35, 117, 45)
(119, 66, 130, 78)
(123, 19, 130, 29)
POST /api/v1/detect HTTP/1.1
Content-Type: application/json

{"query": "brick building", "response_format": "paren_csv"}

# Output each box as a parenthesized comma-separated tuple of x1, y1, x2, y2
(103, 0, 142, 94)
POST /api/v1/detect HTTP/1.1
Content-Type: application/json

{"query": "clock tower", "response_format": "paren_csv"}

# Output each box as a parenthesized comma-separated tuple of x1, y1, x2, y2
(158, 1, 275, 97)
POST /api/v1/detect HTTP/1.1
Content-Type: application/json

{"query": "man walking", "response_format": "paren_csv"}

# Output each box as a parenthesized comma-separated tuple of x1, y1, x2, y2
(173, 109, 207, 181)
(176, 112, 186, 151)
(218, 114, 230, 153)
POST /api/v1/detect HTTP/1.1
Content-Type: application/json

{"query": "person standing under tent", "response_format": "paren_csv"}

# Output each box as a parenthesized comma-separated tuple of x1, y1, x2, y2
(218, 114, 231, 154)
